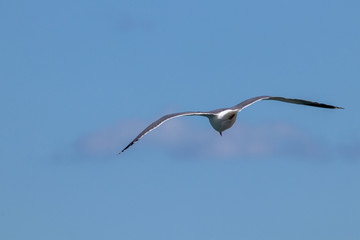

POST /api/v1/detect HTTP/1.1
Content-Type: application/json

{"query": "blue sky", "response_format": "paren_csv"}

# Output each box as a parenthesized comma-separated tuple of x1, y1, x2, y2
(1, 0, 359, 239)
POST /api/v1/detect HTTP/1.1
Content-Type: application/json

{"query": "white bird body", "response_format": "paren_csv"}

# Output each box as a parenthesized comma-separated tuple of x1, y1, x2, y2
(120, 96, 343, 153)
(208, 109, 238, 133)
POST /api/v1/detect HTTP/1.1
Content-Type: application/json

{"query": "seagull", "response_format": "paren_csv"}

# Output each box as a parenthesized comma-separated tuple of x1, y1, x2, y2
(120, 96, 343, 153)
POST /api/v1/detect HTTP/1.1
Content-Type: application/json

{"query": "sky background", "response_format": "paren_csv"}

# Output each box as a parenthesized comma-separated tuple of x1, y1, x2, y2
(1, 0, 360, 239)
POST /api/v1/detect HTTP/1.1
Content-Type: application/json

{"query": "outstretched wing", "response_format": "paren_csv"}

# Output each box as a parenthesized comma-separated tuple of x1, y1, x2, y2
(120, 111, 215, 153)
(231, 96, 343, 111)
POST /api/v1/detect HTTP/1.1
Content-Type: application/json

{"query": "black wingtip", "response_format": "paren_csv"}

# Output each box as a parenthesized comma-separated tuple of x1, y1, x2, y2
(119, 142, 133, 154)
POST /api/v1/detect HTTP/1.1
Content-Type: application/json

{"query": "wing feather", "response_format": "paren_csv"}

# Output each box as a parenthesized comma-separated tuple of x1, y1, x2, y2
(120, 111, 214, 153)
(232, 96, 343, 111)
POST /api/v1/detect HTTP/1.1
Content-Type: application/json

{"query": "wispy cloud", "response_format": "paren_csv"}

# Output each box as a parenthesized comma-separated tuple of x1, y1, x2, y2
(75, 117, 358, 160)
(117, 14, 154, 32)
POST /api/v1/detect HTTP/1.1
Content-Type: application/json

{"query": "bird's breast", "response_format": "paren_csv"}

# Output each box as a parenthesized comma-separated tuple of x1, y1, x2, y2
(209, 111, 237, 132)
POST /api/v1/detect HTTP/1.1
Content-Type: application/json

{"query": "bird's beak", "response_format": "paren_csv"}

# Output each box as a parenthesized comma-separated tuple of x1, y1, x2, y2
(219, 132, 222, 136)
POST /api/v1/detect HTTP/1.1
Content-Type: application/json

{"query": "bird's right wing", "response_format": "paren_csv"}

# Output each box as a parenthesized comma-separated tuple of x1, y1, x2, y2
(231, 96, 343, 111)
(120, 111, 215, 153)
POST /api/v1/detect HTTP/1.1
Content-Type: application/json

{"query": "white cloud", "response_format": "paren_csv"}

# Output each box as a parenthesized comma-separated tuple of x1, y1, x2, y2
(75, 117, 336, 159)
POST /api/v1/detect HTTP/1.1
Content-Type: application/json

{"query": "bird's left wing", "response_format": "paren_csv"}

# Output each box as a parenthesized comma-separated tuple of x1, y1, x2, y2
(231, 96, 343, 111)
(120, 111, 215, 153)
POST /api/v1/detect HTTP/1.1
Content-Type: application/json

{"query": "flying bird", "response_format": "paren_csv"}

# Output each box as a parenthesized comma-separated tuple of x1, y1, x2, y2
(120, 96, 343, 153)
